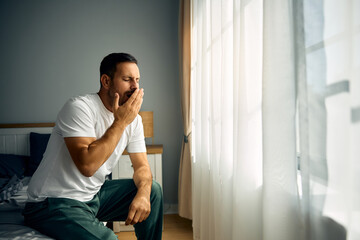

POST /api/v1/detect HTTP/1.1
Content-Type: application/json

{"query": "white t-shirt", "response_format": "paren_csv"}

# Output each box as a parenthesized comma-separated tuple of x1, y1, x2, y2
(27, 93, 146, 202)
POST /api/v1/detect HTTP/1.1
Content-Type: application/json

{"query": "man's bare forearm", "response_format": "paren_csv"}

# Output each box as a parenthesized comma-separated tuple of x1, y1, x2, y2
(133, 166, 153, 196)
(82, 121, 126, 170)
(66, 120, 126, 177)
(125, 152, 153, 225)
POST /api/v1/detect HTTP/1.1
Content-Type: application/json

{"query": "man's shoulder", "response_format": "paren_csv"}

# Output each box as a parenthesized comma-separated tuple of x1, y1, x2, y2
(63, 93, 100, 111)
(58, 93, 99, 118)
(67, 93, 98, 105)
(55, 93, 100, 137)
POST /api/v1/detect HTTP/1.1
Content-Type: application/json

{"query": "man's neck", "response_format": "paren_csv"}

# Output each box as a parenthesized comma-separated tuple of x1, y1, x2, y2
(97, 90, 113, 113)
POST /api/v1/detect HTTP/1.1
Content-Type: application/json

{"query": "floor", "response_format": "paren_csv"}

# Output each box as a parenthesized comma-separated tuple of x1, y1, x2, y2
(116, 214, 193, 240)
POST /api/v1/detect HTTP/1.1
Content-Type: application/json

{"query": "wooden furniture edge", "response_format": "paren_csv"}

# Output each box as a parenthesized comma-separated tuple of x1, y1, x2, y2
(0, 123, 55, 128)
(122, 144, 163, 155)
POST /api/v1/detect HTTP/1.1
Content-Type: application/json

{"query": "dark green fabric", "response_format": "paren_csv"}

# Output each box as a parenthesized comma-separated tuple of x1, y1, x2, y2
(23, 179, 163, 240)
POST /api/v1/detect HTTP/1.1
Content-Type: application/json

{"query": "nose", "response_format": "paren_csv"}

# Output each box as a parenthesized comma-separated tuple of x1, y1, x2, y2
(130, 80, 139, 90)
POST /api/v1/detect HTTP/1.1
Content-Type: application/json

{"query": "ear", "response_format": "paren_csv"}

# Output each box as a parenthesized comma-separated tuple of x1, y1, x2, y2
(100, 74, 111, 89)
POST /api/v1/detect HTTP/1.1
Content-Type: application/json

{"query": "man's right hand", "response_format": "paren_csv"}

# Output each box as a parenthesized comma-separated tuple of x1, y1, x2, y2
(113, 88, 144, 126)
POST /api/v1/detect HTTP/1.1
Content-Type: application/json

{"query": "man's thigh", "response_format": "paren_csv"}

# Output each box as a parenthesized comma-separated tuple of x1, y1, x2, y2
(96, 179, 138, 221)
(23, 198, 117, 240)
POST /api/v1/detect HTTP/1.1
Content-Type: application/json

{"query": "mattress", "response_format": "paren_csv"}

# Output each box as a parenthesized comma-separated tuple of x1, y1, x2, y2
(0, 177, 54, 240)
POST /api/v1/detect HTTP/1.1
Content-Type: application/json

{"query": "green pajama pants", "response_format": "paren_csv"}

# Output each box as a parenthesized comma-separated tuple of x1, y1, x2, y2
(23, 179, 163, 240)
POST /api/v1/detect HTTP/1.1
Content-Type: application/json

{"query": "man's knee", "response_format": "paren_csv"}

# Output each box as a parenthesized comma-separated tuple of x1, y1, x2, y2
(133, 181, 163, 239)
(150, 181, 163, 205)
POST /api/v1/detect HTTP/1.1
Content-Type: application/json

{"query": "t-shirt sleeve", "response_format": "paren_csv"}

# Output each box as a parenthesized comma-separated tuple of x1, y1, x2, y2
(56, 98, 96, 138)
(126, 115, 147, 153)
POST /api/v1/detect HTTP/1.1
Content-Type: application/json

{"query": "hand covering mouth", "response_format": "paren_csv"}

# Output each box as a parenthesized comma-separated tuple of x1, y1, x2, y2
(126, 90, 136, 98)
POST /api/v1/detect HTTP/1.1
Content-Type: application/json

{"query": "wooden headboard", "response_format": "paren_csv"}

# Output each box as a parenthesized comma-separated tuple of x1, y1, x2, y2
(138, 111, 153, 138)
(0, 123, 55, 129)
(138, 111, 154, 144)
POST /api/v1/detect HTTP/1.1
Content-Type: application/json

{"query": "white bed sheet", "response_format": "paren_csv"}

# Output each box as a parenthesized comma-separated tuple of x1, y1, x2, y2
(0, 178, 54, 240)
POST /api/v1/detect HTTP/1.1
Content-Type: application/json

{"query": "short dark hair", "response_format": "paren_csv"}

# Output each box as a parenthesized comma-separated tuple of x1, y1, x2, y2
(100, 53, 138, 80)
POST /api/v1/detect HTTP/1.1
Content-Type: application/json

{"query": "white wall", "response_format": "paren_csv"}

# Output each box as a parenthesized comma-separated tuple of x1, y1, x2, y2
(0, 0, 182, 205)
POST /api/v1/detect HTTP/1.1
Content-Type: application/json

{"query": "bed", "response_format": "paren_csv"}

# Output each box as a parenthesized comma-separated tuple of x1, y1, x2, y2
(0, 123, 55, 240)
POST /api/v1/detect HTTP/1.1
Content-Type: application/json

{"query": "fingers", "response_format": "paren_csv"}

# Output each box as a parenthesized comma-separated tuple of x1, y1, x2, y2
(134, 96, 143, 113)
(125, 205, 151, 225)
(126, 211, 150, 225)
(113, 92, 119, 111)
(131, 212, 142, 225)
(113, 89, 143, 125)
(126, 88, 144, 106)
(125, 208, 136, 225)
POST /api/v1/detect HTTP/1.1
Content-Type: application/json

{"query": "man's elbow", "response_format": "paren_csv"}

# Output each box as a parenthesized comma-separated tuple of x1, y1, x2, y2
(75, 163, 97, 177)
(80, 169, 95, 178)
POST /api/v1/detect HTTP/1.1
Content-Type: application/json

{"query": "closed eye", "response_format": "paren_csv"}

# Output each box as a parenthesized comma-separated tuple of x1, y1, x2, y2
(123, 77, 139, 83)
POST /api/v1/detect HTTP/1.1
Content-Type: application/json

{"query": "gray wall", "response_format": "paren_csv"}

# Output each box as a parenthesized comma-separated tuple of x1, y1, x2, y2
(0, 0, 182, 205)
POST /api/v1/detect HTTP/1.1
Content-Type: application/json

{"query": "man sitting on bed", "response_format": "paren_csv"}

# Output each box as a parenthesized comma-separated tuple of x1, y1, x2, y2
(22, 53, 163, 240)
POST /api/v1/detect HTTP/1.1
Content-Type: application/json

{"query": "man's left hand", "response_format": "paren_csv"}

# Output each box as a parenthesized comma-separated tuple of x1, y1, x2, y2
(125, 191, 151, 225)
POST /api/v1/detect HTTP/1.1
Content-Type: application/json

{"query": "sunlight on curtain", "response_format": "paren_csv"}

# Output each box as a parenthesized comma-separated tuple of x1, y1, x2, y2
(191, 0, 265, 239)
(190, 0, 359, 239)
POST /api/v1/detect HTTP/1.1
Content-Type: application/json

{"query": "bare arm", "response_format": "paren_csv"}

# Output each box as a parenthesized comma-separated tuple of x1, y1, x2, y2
(125, 152, 153, 225)
(65, 89, 144, 177)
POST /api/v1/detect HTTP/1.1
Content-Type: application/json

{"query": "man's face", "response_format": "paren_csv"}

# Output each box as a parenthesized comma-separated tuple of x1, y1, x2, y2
(108, 62, 140, 105)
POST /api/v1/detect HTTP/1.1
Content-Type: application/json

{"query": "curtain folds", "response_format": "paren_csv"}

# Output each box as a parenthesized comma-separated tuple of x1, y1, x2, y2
(189, 0, 360, 239)
(178, 0, 192, 219)
(262, 1, 302, 239)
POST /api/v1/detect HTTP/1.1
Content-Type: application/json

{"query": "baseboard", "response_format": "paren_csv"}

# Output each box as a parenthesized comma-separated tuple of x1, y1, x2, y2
(163, 203, 178, 214)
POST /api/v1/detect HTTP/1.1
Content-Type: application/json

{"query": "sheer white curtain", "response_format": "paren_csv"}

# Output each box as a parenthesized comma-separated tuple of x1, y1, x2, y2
(298, 0, 360, 239)
(190, 0, 360, 239)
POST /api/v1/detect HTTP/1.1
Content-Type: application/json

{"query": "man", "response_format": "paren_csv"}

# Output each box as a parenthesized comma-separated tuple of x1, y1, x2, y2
(23, 53, 163, 240)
